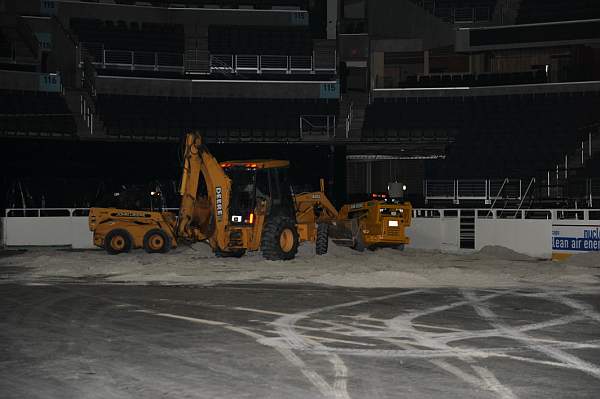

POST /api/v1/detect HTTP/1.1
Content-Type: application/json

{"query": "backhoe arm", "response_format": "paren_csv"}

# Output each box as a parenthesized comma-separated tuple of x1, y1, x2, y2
(177, 133, 231, 250)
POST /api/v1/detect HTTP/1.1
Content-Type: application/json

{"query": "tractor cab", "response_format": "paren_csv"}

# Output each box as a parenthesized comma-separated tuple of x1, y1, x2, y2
(220, 160, 296, 226)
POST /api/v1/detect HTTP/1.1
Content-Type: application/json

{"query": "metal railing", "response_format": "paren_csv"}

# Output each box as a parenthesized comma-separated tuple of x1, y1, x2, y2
(208, 53, 335, 75)
(299, 115, 336, 140)
(81, 42, 184, 73)
(412, 208, 600, 221)
(424, 179, 528, 205)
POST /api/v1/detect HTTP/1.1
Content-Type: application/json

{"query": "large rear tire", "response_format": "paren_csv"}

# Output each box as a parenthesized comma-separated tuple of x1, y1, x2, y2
(261, 216, 299, 261)
(143, 228, 171, 254)
(105, 229, 133, 255)
(315, 223, 329, 255)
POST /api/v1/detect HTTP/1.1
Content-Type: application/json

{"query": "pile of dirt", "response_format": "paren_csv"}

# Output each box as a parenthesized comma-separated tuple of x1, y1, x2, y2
(476, 246, 536, 261)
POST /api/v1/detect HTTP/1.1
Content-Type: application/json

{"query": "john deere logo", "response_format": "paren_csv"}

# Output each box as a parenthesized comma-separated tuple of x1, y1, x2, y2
(215, 187, 223, 220)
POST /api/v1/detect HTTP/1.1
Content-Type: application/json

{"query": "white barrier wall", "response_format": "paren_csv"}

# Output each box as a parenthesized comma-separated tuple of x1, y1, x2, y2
(3, 208, 599, 258)
(3, 210, 94, 249)
(0, 217, 5, 247)
(475, 219, 552, 258)
(408, 209, 600, 259)
(406, 217, 460, 252)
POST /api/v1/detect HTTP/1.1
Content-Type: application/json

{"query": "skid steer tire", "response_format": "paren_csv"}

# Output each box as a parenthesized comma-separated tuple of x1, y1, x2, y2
(393, 244, 405, 251)
(353, 233, 366, 252)
(351, 219, 365, 252)
(105, 229, 133, 255)
(215, 248, 246, 258)
(143, 229, 171, 254)
(315, 223, 329, 255)
(261, 216, 299, 261)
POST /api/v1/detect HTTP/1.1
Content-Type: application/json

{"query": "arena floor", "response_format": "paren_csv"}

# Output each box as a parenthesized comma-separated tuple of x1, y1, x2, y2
(1, 282, 599, 399)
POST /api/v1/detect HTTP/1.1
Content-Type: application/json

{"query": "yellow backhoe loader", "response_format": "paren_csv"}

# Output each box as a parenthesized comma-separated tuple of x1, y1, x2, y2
(331, 194, 412, 251)
(89, 133, 338, 260)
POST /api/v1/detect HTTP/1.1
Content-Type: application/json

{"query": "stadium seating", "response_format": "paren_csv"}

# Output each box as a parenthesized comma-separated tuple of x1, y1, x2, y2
(363, 92, 600, 178)
(397, 70, 547, 88)
(408, 0, 498, 22)
(0, 30, 11, 58)
(70, 18, 184, 53)
(517, 0, 600, 24)
(95, 95, 338, 140)
(0, 90, 77, 136)
(208, 25, 312, 56)
(78, 0, 309, 9)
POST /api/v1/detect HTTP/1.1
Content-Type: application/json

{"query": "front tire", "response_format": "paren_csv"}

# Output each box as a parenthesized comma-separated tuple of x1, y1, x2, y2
(261, 216, 299, 261)
(315, 223, 329, 255)
(105, 229, 132, 255)
(143, 229, 171, 254)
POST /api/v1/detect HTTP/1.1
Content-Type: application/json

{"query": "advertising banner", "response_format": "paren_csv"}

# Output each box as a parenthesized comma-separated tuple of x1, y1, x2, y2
(552, 224, 600, 255)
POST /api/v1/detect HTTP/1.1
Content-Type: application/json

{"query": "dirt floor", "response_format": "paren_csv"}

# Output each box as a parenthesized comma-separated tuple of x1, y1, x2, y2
(1, 242, 599, 288)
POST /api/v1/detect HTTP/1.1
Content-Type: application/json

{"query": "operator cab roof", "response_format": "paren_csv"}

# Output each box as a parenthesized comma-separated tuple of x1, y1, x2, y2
(221, 160, 290, 169)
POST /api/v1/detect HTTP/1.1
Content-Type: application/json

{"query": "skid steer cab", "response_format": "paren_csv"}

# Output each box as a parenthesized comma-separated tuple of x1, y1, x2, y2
(331, 199, 412, 251)
(89, 208, 178, 254)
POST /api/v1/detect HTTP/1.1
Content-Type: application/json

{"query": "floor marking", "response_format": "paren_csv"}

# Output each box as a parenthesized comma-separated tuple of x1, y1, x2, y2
(472, 365, 518, 399)
(127, 287, 600, 398)
(134, 308, 348, 398)
(133, 310, 226, 326)
(264, 330, 376, 347)
(273, 290, 424, 350)
(549, 294, 600, 323)
(233, 307, 288, 316)
(329, 354, 351, 399)
(463, 290, 600, 381)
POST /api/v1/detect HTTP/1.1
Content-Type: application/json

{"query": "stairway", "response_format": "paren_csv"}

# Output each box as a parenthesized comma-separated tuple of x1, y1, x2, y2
(63, 89, 107, 138)
(184, 33, 209, 74)
(337, 91, 368, 140)
(541, 127, 600, 206)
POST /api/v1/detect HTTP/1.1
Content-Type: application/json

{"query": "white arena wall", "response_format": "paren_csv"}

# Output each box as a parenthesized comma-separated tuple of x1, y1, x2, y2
(2, 209, 94, 249)
(2, 208, 600, 259)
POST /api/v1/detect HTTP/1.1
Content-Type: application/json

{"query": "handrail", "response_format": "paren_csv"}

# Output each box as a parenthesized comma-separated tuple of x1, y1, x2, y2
(299, 115, 336, 139)
(486, 178, 508, 217)
(209, 53, 335, 75)
(517, 177, 536, 211)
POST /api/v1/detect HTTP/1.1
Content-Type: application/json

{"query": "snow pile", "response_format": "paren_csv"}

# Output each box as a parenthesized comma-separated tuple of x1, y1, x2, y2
(1, 243, 599, 288)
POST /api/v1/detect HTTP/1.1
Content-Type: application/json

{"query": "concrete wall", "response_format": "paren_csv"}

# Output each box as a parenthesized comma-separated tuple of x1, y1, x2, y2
(475, 219, 552, 258)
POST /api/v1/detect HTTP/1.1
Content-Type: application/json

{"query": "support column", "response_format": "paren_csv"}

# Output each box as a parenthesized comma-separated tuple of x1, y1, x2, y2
(365, 160, 372, 195)
(327, 0, 338, 40)
(423, 50, 430, 75)
(332, 144, 347, 207)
